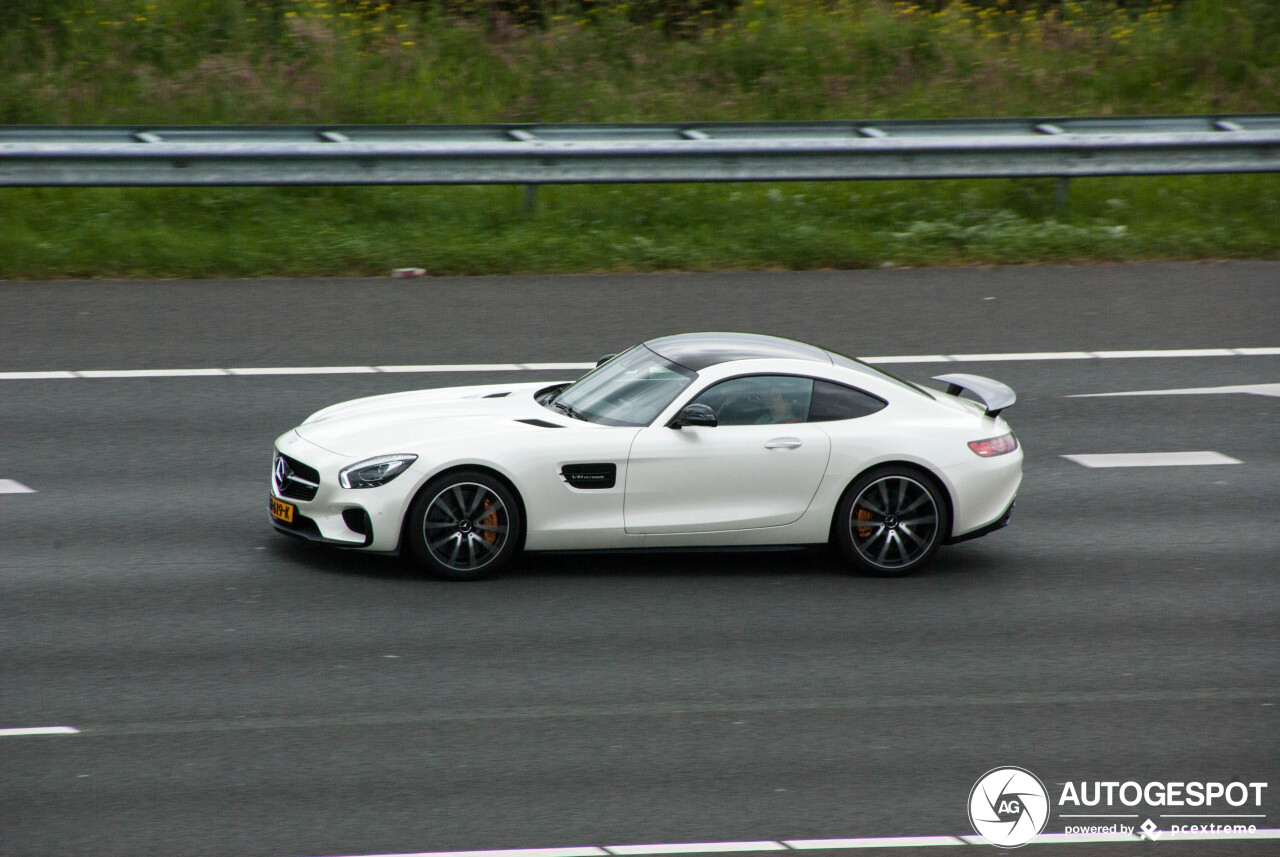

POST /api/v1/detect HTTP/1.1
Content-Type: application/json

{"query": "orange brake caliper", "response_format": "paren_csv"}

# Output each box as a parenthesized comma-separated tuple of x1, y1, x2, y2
(479, 499, 499, 545)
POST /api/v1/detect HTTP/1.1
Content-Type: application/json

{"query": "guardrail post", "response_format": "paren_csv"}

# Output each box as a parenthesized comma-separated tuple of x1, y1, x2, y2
(523, 184, 538, 211)
(1054, 177, 1070, 214)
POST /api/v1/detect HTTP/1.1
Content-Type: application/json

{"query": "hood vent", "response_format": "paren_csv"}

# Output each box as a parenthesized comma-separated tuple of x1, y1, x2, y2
(483, 391, 512, 398)
(516, 418, 563, 428)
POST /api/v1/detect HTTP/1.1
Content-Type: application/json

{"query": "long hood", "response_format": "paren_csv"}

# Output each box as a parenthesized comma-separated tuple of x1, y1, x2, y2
(295, 381, 570, 456)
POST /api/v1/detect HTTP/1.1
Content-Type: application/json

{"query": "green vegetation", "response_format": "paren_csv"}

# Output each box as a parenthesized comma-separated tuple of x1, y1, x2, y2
(2, 0, 1278, 278)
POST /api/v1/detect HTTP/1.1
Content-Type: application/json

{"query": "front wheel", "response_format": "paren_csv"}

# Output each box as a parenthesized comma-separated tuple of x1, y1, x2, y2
(833, 468, 948, 577)
(407, 471, 522, 580)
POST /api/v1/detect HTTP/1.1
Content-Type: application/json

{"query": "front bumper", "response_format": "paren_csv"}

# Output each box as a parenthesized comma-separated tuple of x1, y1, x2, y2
(270, 433, 416, 553)
(268, 496, 374, 548)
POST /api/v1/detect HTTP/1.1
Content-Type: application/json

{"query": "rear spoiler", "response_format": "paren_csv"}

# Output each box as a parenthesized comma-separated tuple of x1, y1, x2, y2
(931, 373, 1016, 418)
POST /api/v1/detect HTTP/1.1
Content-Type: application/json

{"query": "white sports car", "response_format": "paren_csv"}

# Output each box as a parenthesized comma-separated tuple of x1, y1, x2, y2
(270, 333, 1021, 579)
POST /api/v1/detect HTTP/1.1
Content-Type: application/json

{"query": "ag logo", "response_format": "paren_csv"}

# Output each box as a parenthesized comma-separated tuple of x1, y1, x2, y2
(968, 767, 1050, 848)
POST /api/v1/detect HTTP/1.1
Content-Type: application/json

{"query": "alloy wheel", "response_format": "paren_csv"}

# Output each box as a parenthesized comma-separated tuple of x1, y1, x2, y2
(421, 482, 511, 572)
(849, 475, 940, 570)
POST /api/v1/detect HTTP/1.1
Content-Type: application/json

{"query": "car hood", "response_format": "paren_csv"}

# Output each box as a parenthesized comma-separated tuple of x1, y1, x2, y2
(295, 381, 574, 456)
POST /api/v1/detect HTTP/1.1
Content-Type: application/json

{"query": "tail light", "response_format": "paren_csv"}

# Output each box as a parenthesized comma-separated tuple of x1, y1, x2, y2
(968, 433, 1018, 457)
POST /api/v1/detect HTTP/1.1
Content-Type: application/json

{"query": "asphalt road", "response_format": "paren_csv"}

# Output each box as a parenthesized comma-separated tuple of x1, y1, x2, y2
(2, 263, 1278, 857)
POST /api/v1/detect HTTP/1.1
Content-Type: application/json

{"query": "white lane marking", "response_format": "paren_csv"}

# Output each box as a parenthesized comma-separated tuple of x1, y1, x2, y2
(376, 364, 525, 373)
(326, 850, 606, 857)
(1070, 383, 1280, 399)
(308, 829, 1280, 857)
(0, 479, 36, 494)
(520, 363, 598, 371)
(1000, 833, 1126, 844)
(785, 836, 964, 848)
(862, 348, 1274, 364)
(1063, 451, 1243, 468)
(227, 366, 378, 376)
(76, 368, 229, 378)
(947, 351, 1093, 362)
(2, 347, 1278, 381)
(1091, 348, 1236, 358)
(859, 355, 952, 364)
(1026, 829, 1280, 843)
(607, 844, 786, 855)
(0, 726, 80, 736)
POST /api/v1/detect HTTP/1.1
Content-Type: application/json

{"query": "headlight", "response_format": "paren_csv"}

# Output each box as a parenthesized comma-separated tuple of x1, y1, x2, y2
(339, 454, 418, 489)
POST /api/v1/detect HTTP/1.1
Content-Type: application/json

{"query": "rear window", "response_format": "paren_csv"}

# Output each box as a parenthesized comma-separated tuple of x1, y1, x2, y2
(828, 351, 932, 397)
(808, 380, 886, 422)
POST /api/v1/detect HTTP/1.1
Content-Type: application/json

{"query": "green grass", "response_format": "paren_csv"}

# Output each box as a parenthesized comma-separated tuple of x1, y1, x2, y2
(4, 174, 1277, 278)
(2, 0, 1278, 278)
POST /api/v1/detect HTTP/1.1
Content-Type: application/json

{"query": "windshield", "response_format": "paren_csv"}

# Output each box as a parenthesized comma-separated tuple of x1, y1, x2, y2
(549, 345, 696, 426)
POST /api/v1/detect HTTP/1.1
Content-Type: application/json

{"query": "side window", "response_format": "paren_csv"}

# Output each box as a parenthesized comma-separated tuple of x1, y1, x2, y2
(808, 380, 886, 422)
(692, 375, 814, 426)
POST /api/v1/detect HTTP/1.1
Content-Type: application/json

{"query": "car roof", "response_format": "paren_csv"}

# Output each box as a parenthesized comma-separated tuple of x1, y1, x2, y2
(644, 332, 835, 371)
(643, 331, 934, 399)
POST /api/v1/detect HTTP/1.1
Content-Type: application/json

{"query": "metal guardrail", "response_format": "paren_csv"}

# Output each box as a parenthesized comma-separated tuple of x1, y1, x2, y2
(1, 115, 1279, 187)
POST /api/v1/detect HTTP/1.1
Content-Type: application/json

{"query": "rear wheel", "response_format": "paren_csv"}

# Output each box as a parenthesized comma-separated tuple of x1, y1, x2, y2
(407, 471, 521, 580)
(834, 467, 948, 577)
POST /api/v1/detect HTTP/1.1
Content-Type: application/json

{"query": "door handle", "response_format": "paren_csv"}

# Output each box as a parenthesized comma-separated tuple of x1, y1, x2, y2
(764, 437, 803, 449)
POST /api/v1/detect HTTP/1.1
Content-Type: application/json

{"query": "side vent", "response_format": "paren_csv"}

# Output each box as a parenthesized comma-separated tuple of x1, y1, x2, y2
(516, 418, 563, 428)
(561, 463, 617, 489)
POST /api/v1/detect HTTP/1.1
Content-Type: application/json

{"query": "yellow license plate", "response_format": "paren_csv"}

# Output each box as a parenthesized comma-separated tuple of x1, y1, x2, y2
(270, 496, 295, 523)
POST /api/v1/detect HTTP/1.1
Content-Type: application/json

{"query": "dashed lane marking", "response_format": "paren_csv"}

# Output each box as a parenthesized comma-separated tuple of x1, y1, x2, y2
(334, 850, 607, 857)
(1089, 348, 1237, 358)
(2, 348, 1278, 381)
(1069, 383, 1280, 399)
(76, 368, 229, 378)
(0, 479, 36, 494)
(785, 837, 965, 849)
(0, 726, 79, 736)
(307, 828, 1280, 857)
(376, 364, 526, 373)
(1062, 452, 1243, 468)
(861, 347, 1280, 363)
(607, 843, 787, 855)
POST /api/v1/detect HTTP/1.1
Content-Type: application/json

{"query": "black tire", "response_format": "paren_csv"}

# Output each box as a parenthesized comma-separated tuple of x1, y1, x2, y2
(833, 466, 949, 577)
(407, 470, 522, 580)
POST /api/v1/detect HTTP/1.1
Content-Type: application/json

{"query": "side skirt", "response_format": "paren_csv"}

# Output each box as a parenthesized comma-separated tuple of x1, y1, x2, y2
(527, 544, 823, 556)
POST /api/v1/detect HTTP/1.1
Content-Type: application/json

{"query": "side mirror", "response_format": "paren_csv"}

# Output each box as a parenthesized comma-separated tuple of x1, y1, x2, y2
(595, 353, 617, 367)
(670, 403, 717, 429)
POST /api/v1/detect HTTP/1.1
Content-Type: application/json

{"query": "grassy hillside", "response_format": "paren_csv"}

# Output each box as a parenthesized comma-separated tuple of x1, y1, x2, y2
(2, 0, 1278, 277)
